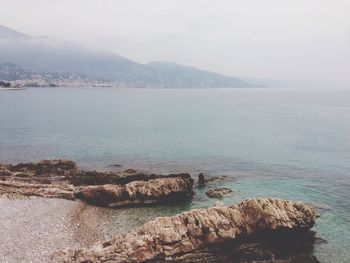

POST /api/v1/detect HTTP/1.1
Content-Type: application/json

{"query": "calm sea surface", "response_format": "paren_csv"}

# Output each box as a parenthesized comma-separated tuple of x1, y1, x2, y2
(0, 87, 349, 262)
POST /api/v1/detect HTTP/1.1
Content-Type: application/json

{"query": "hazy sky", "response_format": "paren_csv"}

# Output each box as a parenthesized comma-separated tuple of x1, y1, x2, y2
(1, 0, 350, 83)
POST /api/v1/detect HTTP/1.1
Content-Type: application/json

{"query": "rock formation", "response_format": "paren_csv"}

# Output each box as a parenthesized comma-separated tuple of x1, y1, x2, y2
(197, 173, 205, 186)
(53, 198, 319, 263)
(0, 181, 75, 200)
(75, 177, 194, 207)
(206, 188, 233, 198)
(0, 159, 191, 186)
(0, 160, 194, 206)
(0, 160, 77, 184)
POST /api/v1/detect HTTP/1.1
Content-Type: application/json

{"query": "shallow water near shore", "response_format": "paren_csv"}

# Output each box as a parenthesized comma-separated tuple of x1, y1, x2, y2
(0, 87, 350, 262)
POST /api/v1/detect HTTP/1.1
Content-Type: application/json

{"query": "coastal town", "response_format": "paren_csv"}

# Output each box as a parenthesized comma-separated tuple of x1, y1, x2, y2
(1, 78, 130, 89)
(0, 62, 131, 89)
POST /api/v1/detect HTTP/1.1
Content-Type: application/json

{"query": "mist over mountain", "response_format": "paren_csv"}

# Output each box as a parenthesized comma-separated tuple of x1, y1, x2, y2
(147, 61, 249, 88)
(0, 25, 29, 39)
(0, 25, 254, 88)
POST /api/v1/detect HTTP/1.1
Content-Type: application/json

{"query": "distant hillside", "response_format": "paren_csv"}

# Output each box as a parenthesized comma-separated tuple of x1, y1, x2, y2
(0, 62, 85, 82)
(0, 25, 29, 39)
(0, 62, 25, 80)
(0, 25, 255, 88)
(148, 61, 253, 88)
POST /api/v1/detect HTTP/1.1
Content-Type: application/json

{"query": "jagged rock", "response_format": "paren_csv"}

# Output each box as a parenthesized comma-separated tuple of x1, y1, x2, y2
(0, 165, 12, 176)
(53, 198, 319, 263)
(0, 160, 192, 186)
(74, 177, 194, 207)
(0, 160, 194, 206)
(206, 188, 233, 198)
(166, 232, 320, 262)
(8, 159, 78, 175)
(1, 159, 78, 184)
(67, 169, 191, 186)
(1, 159, 191, 186)
(198, 173, 205, 186)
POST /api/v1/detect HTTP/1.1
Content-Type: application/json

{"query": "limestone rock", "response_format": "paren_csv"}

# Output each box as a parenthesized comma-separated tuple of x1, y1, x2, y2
(1, 159, 191, 186)
(0, 165, 12, 176)
(68, 169, 191, 186)
(53, 198, 319, 263)
(74, 177, 194, 207)
(9, 159, 78, 175)
(0, 160, 194, 206)
(0, 181, 75, 200)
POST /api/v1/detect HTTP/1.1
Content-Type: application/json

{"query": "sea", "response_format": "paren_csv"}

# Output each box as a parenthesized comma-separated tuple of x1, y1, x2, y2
(0, 87, 349, 262)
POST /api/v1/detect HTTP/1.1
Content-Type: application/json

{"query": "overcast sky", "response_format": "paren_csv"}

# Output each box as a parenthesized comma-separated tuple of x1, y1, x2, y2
(1, 0, 349, 84)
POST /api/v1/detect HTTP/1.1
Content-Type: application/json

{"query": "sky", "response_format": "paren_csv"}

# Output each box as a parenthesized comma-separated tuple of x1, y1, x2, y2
(1, 0, 350, 84)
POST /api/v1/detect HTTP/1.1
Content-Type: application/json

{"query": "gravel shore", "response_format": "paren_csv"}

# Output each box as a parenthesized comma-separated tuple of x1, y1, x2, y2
(0, 198, 117, 263)
(0, 198, 82, 262)
(0, 197, 160, 263)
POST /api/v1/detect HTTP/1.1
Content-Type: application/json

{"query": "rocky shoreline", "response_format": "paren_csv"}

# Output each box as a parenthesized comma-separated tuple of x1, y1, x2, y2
(0, 160, 194, 207)
(54, 198, 319, 263)
(0, 160, 321, 262)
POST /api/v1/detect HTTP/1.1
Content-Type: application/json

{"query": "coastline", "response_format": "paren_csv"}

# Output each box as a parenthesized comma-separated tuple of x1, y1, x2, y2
(0, 159, 321, 263)
(0, 195, 320, 263)
(0, 197, 162, 263)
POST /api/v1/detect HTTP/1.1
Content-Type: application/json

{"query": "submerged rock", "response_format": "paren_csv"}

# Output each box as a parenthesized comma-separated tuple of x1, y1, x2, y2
(197, 174, 232, 187)
(204, 175, 230, 183)
(206, 187, 233, 198)
(75, 177, 194, 207)
(108, 163, 122, 168)
(53, 198, 319, 263)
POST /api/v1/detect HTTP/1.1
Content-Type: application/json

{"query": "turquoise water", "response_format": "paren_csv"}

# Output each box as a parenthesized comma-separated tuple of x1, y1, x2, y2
(0, 87, 349, 262)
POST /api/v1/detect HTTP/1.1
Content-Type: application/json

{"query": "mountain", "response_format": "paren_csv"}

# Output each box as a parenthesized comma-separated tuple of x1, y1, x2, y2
(0, 62, 28, 80)
(0, 25, 29, 39)
(0, 62, 85, 82)
(0, 25, 255, 88)
(148, 61, 252, 88)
